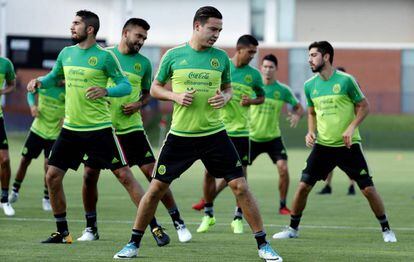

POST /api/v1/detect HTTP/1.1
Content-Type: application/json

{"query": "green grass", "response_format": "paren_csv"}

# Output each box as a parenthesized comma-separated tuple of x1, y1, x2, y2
(0, 134, 413, 261)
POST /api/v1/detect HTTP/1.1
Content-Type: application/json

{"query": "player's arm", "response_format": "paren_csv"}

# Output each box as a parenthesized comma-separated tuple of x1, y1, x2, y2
(241, 73, 265, 106)
(1, 79, 16, 95)
(27, 91, 39, 117)
(342, 98, 369, 148)
(287, 103, 304, 128)
(208, 57, 232, 109)
(28, 50, 65, 93)
(150, 79, 195, 106)
(123, 61, 152, 115)
(305, 106, 317, 148)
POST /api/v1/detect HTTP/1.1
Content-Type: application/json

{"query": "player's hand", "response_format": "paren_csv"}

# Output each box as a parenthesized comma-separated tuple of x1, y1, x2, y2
(240, 95, 251, 106)
(305, 132, 316, 148)
(208, 90, 226, 109)
(287, 112, 300, 128)
(27, 79, 42, 93)
(122, 101, 142, 115)
(342, 126, 355, 148)
(86, 87, 108, 100)
(174, 89, 195, 107)
(30, 105, 39, 117)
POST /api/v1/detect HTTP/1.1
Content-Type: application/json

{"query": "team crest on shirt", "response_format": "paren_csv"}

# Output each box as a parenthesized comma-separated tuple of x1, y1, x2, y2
(88, 56, 98, 66)
(210, 58, 220, 69)
(158, 165, 166, 175)
(134, 63, 142, 72)
(332, 84, 341, 94)
(244, 74, 253, 84)
(273, 91, 281, 99)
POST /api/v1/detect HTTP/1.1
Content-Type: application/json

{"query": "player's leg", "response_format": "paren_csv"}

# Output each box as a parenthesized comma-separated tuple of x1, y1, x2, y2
(197, 170, 217, 233)
(0, 149, 13, 216)
(201, 131, 282, 261)
(318, 171, 333, 195)
(114, 133, 196, 258)
(273, 144, 335, 239)
(276, 160, 291, 214)
(339, 144, 396, 242)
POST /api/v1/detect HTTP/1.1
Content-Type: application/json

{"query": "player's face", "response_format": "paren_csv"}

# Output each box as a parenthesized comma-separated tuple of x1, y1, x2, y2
(195, 18, 223, 48)
(70, 16, 88, 43)
(261, 60, 276, 79)
(125, 26, 148, 54)
(308, 47, 325, 73)
(238, 45, 257, 65)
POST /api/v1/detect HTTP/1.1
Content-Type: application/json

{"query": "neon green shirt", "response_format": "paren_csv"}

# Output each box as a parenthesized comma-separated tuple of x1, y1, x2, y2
(156, 43, 231, 137)
(40, 43, 130, 131)
(221, 60, 264, 137)
(107, 46, 152, 135)
(250, 81, 298, 142)
(0, 57, 16, 118)
(29, 80, 65, 140)
(304, 70, 365, 147)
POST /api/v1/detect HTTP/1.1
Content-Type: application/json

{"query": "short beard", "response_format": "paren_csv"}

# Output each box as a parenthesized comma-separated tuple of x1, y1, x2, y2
(126, 40, 140, 54)
(312, 61, 325, 73)
(71, 30, 88, 44)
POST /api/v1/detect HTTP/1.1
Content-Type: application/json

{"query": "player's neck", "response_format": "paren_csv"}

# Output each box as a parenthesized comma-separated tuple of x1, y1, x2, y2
(78, 37, 96, 49)
(188, 38, 209, 51)
(319, 66, 335, 81)
(231, 55, 247, 68)
(118, 42, 131, 55)
(263, 77, 276, 85)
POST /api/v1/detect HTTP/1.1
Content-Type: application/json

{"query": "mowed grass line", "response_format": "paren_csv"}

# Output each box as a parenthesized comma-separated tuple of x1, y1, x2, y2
(0, 135, 413, 261)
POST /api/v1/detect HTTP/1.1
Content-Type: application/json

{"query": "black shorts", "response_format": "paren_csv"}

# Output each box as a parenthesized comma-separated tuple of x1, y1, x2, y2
(153, 130, 243, 184)
(301, 143, 373, 189)
(22, 131, 55, 159)
(229, 136, 250, 166)
(0, 117, 8, 150)
(249, 137, 287, 165)
(117, 130, 156, 167)
(48, 127, 127, 172)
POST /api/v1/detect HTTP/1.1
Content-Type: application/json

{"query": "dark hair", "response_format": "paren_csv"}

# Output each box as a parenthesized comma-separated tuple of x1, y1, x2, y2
(263, 54, 278, 67)
(76, 10, 100, 36)
(237, 34, 259, 47)
(123, 18, 150, 31)
(336, 66, 346, 72)
(193, 6, 222, 26)
(308, 41, 334, 64)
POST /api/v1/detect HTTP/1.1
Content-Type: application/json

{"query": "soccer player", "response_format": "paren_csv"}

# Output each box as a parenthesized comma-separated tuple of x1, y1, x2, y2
(27, 10, 132, 244)
(272, 41, 397, 243)
(113, 6, 282, 261)
(249, 54, 303, 215)
(0, 55, 16, 216)
(77, 18, 190, 245)
(317, 66, 356, 196)
(9, 79, 65, 211)
(195, 34, 265, 235)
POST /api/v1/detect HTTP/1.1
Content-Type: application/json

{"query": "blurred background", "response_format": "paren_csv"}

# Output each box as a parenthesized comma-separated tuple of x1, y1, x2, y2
(1, 0, 414, 149)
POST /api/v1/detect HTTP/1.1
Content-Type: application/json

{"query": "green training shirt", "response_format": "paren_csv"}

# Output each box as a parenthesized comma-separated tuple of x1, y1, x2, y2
(29, 80, 65, 140)
(250, 81, 298, 142)
(40, 43, 130, 131)
(0, 57, 16, 118)
(304, 70, 365, 147)
(221, 60, 264, 137)
(156, 43, 231, 137)
(107, 46, 152, 135)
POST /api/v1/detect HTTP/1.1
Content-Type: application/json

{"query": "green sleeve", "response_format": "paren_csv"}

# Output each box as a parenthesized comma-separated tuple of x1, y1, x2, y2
(283, 86, 299, 106)
(155, 51, 173, 84)
(105, 51, 131, 97)
(27, 91, 36, 106)
(304, 84, 314, 107)
(252, 70, 264, 97)
(142, 59, 152, 91)
(5, 59, 16, 81)
(221, 56, 231, 84)
(347, 77, 365, 103)
(40, 49, 65, 88)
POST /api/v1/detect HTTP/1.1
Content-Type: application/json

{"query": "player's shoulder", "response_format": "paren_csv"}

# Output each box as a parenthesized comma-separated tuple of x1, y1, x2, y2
(335, 70, 356, 81)
(304, 74, 318, 87)
(277, 81, 292, 91)
(210, 46, 229, 59)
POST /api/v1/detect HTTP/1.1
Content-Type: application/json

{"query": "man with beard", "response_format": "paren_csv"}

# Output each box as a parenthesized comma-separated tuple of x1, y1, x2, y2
(113, 6, 282, 261)
(77, 18, 191, 245)
(272, 41, 397, 243)
(194, 34, 265, 235)
(27, 10, 132, 244)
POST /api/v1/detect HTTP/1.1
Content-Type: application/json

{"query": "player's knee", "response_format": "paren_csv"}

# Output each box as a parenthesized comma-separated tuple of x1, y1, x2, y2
(229, 178, 249, 197)
(0, 155, 10, 166)
(46, 172, 62, 188)
(277, 164, 289, 177)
